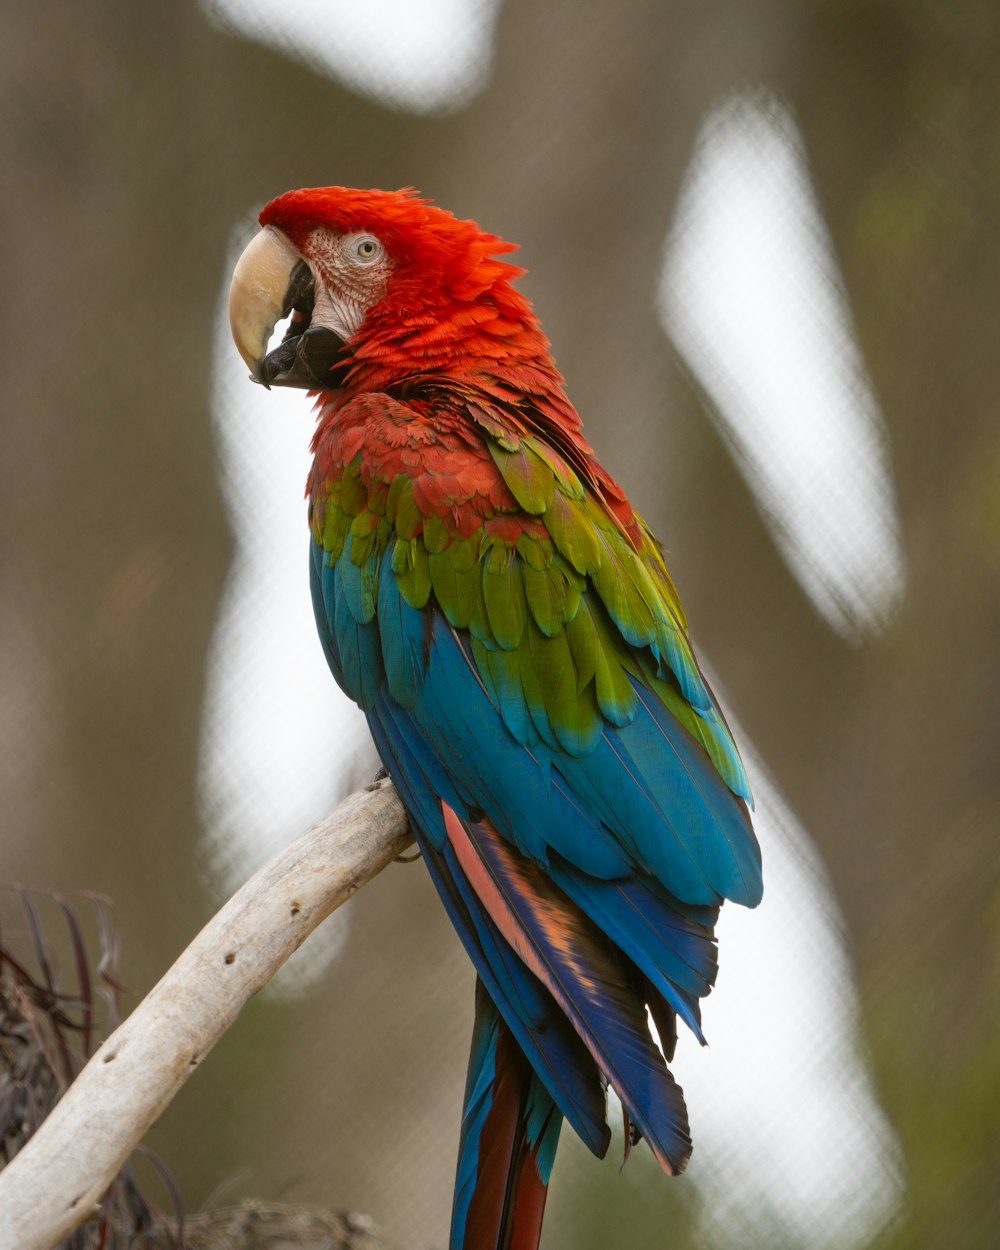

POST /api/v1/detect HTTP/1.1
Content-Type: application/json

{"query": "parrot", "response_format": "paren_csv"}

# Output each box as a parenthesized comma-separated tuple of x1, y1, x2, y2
(228, 186, 762, 1250)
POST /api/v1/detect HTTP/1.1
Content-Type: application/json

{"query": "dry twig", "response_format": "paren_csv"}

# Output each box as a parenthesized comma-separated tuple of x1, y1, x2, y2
(0, 779, 410, 1250)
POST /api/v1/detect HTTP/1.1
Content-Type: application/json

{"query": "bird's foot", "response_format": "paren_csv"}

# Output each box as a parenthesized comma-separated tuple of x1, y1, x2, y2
(365, 765, 389, 792)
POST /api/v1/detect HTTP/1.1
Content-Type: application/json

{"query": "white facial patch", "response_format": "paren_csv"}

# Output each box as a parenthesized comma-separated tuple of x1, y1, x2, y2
(311, 285, 369, 342)
(306, 226, 395, 342)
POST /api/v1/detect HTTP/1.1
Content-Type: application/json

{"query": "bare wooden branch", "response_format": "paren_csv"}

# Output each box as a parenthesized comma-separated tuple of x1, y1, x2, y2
(0, 779, 411, 1250)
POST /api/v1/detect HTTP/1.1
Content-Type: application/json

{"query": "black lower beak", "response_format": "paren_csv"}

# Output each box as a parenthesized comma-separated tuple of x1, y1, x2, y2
(258, 325, 353, 389)
(253, 258, 353, 390)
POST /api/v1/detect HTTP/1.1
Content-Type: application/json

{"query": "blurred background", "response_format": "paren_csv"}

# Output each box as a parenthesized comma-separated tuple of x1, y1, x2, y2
(2, 2, 998, 1247)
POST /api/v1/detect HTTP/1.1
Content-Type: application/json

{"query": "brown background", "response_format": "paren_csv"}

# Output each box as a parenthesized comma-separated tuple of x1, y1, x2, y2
(2, 3, 997, 1247)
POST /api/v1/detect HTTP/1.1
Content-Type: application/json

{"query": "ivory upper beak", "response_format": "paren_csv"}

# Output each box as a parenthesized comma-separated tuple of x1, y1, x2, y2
(228, 226, 302, 379)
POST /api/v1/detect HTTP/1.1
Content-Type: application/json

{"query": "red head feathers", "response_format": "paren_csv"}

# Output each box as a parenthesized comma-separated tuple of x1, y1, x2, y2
(259, 185, 531, 316)
(230, 183, 643, 602)
(232, 184, 611, 477)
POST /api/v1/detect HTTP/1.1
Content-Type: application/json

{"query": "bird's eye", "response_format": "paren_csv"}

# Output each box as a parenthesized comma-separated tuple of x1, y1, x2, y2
(355, 236, 381, 262)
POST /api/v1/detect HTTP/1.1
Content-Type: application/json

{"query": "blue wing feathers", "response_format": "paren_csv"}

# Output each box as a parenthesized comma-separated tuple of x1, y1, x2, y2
(446, 806, 692, 1173)
(546, 859, 715, 1039)
(311, 528, 760, 1196)
(338, 531, 378, 624)
(367, 699, 611, 1159)
(631, 682, 762, 906)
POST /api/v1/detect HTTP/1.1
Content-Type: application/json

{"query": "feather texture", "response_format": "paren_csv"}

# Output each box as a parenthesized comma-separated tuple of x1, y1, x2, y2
(251, 185, 762, 1250)
(454, 982, 562, 1250)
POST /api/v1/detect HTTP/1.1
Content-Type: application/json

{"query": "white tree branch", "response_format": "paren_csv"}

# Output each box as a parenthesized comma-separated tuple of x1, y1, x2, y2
(0, 778, 412, 1250)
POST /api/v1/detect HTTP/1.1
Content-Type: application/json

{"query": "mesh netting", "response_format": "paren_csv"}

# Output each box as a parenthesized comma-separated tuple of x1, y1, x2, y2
(2, 3, 997, 1247)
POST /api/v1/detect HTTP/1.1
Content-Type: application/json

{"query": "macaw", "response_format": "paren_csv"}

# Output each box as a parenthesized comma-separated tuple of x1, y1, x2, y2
(228, 186, 762, 1250)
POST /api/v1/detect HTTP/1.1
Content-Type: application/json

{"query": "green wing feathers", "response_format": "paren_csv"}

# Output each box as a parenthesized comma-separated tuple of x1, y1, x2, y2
(310, 397, 751, 802)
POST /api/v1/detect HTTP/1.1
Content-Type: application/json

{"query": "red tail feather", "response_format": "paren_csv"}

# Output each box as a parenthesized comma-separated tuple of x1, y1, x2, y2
(463, 1007, 550, 1250)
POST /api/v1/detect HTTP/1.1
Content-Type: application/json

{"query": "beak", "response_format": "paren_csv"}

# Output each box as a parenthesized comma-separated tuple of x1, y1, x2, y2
(228, 226, 301, 380)
(228, 226, 351, 390)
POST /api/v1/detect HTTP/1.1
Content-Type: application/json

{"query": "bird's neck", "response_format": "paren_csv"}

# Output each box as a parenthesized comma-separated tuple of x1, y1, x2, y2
(340, 283, 559, 391)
